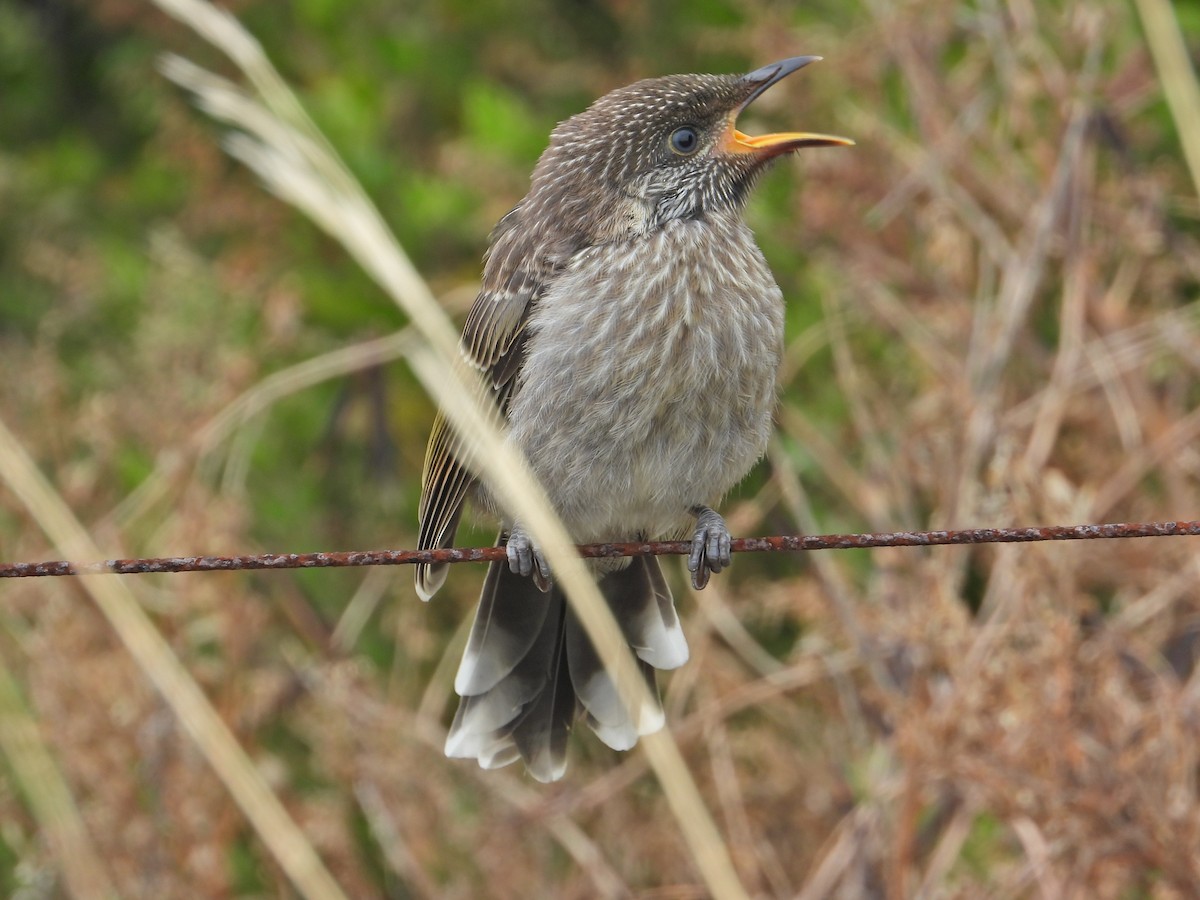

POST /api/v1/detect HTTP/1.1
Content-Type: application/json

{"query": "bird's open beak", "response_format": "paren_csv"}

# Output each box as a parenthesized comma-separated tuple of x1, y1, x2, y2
(724, 56, 854, 156)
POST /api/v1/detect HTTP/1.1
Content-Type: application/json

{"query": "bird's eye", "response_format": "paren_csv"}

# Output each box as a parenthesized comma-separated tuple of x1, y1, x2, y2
(669, 126, 700, 156)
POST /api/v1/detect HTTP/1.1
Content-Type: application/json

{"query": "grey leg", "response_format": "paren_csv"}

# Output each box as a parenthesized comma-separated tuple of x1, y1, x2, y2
(688, 505, 732, 590)
(506, 525, 553, 592)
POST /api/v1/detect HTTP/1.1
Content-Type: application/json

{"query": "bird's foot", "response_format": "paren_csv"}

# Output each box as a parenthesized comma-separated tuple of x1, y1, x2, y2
(688, 506, 732, 590)
(506, 525, 553, 592)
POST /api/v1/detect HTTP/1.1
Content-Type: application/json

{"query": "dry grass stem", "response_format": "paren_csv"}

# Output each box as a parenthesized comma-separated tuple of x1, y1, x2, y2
(0, 655, 117, 899)
(1134, 0, 1200, 197)
(152, 1, 744, 895)
(0, 418, 349, 900)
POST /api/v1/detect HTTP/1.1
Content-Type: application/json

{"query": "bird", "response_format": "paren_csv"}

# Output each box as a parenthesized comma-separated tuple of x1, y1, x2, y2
(416, 56, 851, 782)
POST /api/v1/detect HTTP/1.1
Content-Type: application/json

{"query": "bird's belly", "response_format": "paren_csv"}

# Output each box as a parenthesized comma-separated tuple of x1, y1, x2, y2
(505, 220, 784, 541)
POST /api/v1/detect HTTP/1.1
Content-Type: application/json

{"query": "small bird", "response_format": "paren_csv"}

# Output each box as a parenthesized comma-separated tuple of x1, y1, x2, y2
(417, 56, 851, 781)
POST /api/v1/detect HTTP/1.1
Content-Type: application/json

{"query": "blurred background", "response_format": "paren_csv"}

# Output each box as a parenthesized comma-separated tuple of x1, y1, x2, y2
(3, 0, 1200, 895)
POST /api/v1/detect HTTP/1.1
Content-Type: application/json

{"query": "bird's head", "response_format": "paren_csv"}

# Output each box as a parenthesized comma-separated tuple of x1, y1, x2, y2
(524, 56, 853, 242)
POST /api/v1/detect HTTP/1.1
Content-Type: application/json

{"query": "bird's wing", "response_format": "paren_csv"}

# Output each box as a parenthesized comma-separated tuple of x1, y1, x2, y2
(415, 211, 545, 600)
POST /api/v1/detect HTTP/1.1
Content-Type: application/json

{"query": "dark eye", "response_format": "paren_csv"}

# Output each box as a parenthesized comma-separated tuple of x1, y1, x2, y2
(669, 126, 699, 156)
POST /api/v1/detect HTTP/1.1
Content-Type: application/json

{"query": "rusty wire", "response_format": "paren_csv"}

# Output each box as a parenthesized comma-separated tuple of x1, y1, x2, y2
(1, 520, 1197, 578)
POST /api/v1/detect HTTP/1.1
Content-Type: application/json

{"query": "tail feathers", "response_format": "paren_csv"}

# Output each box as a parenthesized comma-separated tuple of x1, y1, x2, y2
(454, 538, 554, 696)
(569, 557, 687, 749)
(565, 605, 664, 750)
(444, 554, 688, 780)
(580, 659, 663, 751)
(478, 743, 521, 771)
(606, 553, 689, 670)
(509, 614, 574, 782)
(444, 666, 542, 754)
(445, 561, 575, 783)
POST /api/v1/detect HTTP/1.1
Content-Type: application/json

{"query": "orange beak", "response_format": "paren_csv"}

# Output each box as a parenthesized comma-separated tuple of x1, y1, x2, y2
(724, 56, 854, 157)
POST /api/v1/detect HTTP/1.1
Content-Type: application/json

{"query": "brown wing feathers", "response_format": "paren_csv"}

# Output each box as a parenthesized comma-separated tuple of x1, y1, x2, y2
(414, 211, 539, 600)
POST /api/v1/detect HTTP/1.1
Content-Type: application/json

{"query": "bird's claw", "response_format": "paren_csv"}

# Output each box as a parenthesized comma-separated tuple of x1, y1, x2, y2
(506, 526, 553, 592)
(688, 506, 732, 591)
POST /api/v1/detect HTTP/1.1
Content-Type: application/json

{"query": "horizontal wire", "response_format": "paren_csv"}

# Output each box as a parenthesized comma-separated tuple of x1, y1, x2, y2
(2, 520, 1197, 578)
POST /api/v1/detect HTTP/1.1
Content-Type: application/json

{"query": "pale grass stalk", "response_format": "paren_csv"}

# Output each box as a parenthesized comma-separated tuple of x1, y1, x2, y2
(150, 2, 744, 895)
(392, 693, 632, 899)
(542, 651, 858, 821)
(865, 89, 994, 229)
(331, 565, 394, 654)
(157, 56, 677, 869)
(1091, 404, 1200, 518)
(821, 289, 907, 527)
(958, 98, 1090, 480)
(218, 404, 267, 496)
(1038, 299, 1200, 404)
(1022, 142, 1093, 473)
(938, 87, 1093, 599)
(854, 275, 963, 387)
(659, 599, 711, 720)
(842, 101, 1014, 266)
(1134, 0, 1200, 199)
(766, 436, 896, 702)
(689, 577, 783, 677)
(1084, 333, 1144, 451)
(1010, 816, 1063, 899)
(914, 804, 974, 898)
(0, 651, 118, 899)
(109, 330, 418, 529)
(819, 291, 878, 462)
(0, 416, 350, 900)
(1115, 557, 1200, 631)
(414, 609, 472, 729)
(776, 315, 832, 385)
(794, 805, 874, 900)
(351, 780, 440, 899)
(773, 408, 876, 526)
(705, 715, 780, 896)
(961, 544, 1025, 672)
(307, 669, 633, 899)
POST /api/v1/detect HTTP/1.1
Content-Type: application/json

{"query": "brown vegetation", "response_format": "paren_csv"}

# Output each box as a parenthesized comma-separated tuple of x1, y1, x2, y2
(2, 0, 1199, 896)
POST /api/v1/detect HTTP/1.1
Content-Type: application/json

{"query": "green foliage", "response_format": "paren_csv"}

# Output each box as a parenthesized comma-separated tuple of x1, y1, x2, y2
(955, 811, 1005, 879)
(0, 830, 20, 898)
(460, 79, 546, 166)
(227, 836, 269, 894)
